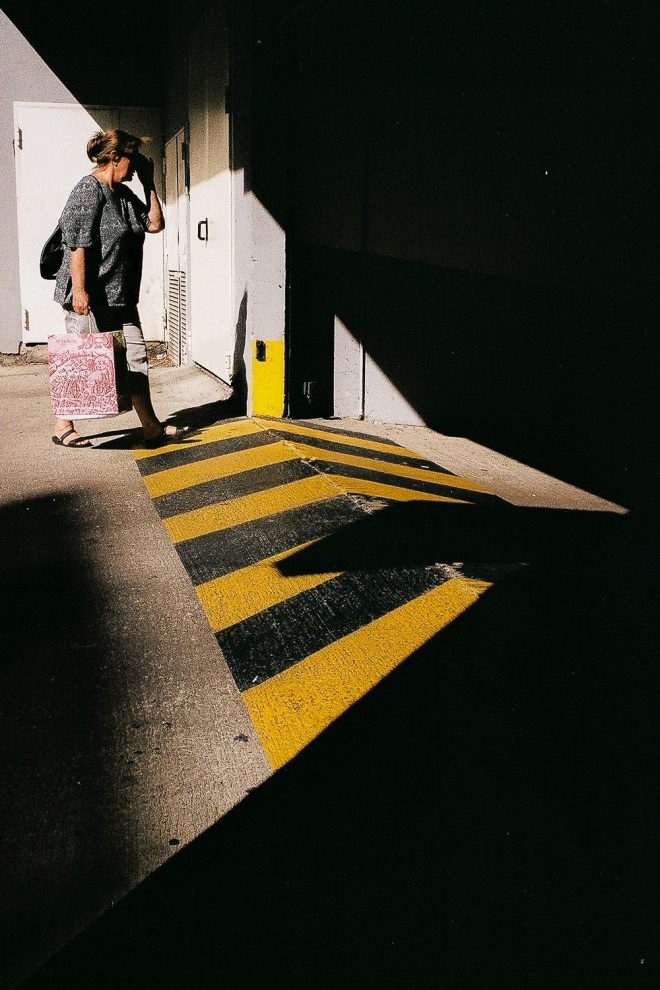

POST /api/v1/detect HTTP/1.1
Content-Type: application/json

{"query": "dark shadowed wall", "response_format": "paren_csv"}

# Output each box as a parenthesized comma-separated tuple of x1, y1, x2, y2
(249, 0, 656, 509)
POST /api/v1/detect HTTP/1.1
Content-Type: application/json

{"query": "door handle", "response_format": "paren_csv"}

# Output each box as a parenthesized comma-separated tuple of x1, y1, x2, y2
(197, 219, 208, 242)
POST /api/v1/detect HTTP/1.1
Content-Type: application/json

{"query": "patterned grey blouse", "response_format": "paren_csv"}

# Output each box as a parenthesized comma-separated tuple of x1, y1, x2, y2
(54, 174, 150, 309)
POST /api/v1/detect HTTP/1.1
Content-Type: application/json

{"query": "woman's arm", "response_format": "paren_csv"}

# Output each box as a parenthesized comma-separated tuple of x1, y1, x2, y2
(70, 248, 90, 315)
(136, 155, 165, 233)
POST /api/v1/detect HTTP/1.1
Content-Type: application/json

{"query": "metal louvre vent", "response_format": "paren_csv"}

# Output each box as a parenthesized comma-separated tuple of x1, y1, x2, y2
(179, 273, 188, 363)
(167, 271, 188, 365)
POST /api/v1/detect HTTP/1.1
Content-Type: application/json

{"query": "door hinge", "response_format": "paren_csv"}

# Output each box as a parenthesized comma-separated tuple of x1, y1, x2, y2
(162, 308, 168, 331)
(15, 127, 23, 152)
(24, 309, 29, 333)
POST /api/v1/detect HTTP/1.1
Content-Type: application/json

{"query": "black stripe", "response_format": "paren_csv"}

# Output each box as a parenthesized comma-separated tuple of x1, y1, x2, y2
(153, 458, 319, 519)
(311, 461, 499, 504)
(458, 562, 521, 582)
(258, 416, 401, 446)
(262, 428, 451, 473)
(218, 565, 456, 691)
(137, 429, 278, 476)
(176, 494, 374, 585)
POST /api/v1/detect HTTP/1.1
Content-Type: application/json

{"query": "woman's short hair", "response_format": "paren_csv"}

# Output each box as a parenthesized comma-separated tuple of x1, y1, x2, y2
(87, 128, 143, 165)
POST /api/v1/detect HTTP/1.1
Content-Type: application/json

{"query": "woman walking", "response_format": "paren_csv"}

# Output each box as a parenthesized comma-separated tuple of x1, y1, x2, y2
(52, 128, 189, 448)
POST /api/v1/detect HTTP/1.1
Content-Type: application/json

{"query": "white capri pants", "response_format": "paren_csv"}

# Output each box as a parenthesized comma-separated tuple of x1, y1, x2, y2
(61, 305, 148, 377)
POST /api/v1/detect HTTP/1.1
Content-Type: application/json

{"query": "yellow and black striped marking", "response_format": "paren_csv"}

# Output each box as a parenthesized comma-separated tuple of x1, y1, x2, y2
(135, 417, 513, 770)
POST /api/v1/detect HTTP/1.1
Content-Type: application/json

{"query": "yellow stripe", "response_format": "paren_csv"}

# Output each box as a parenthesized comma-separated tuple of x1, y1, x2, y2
(327, 475, 470, 504)
(196, 539, 340, 632)
(243, 577, 492, 770)
(134, 419, 268, 461)
(143, 441, 298, 498)
(163, 473, 342, 544)
(282, 442, 486, 492)
(253, 418, 430, 462)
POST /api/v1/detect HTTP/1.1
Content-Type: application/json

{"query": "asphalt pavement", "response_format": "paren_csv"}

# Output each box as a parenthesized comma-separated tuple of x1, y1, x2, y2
(2, 362, 656, 990)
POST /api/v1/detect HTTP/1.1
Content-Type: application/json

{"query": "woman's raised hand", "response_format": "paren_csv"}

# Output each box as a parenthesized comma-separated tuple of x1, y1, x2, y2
(135, 154, 155, 188)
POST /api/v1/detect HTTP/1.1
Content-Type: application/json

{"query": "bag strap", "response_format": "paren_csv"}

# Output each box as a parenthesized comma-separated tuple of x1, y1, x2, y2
(72, 309, 98, 335)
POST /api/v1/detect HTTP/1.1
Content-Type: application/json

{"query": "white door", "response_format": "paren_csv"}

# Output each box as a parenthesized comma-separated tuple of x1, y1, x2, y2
(14, 102, 164, 344)
(164, 130, 190, 364)
(187, 5, 234, 381)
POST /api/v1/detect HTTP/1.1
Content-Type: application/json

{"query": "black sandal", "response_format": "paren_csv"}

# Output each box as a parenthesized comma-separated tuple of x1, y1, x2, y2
(144, 424, 191, 449)
(52, 428, 93, 448)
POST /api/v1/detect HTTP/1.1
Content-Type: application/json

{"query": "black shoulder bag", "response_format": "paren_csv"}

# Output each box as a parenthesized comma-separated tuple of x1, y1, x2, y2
(40, 225, 64, 280)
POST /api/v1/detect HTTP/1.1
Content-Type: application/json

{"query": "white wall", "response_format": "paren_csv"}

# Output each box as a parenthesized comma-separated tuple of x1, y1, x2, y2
(1, 12, 164, 353)
(0, 11, 75, 352)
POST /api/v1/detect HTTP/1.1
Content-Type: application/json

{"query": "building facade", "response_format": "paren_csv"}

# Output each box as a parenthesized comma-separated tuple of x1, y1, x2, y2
(1, 0, 651, 506)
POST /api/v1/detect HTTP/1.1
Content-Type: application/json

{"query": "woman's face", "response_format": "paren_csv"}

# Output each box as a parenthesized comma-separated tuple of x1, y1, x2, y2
(114, 152, 136, 183)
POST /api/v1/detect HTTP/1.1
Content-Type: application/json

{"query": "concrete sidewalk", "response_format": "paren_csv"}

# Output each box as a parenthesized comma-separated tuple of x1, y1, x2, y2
(0, 362, 626, 987)
(1, 364, 270, 988)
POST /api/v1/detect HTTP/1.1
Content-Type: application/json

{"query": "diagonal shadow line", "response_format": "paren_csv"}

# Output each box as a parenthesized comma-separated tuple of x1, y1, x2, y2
(21, 526, 659, 989)
(82, 402, 247, 447)
(275, 500, 632, 576)
(85, 426, 208, 450)
(82, 427, 138, 440)
(165, 397, 247, 430)
(16, 436, 646, 988)
(88, 431, 141, 449)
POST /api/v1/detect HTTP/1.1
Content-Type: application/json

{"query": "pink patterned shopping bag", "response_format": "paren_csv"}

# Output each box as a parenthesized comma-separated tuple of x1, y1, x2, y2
(48, 332, 132, 419)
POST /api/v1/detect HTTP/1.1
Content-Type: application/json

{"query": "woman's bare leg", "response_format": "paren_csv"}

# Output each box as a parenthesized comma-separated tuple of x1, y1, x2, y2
(129, 371, 181, 442)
